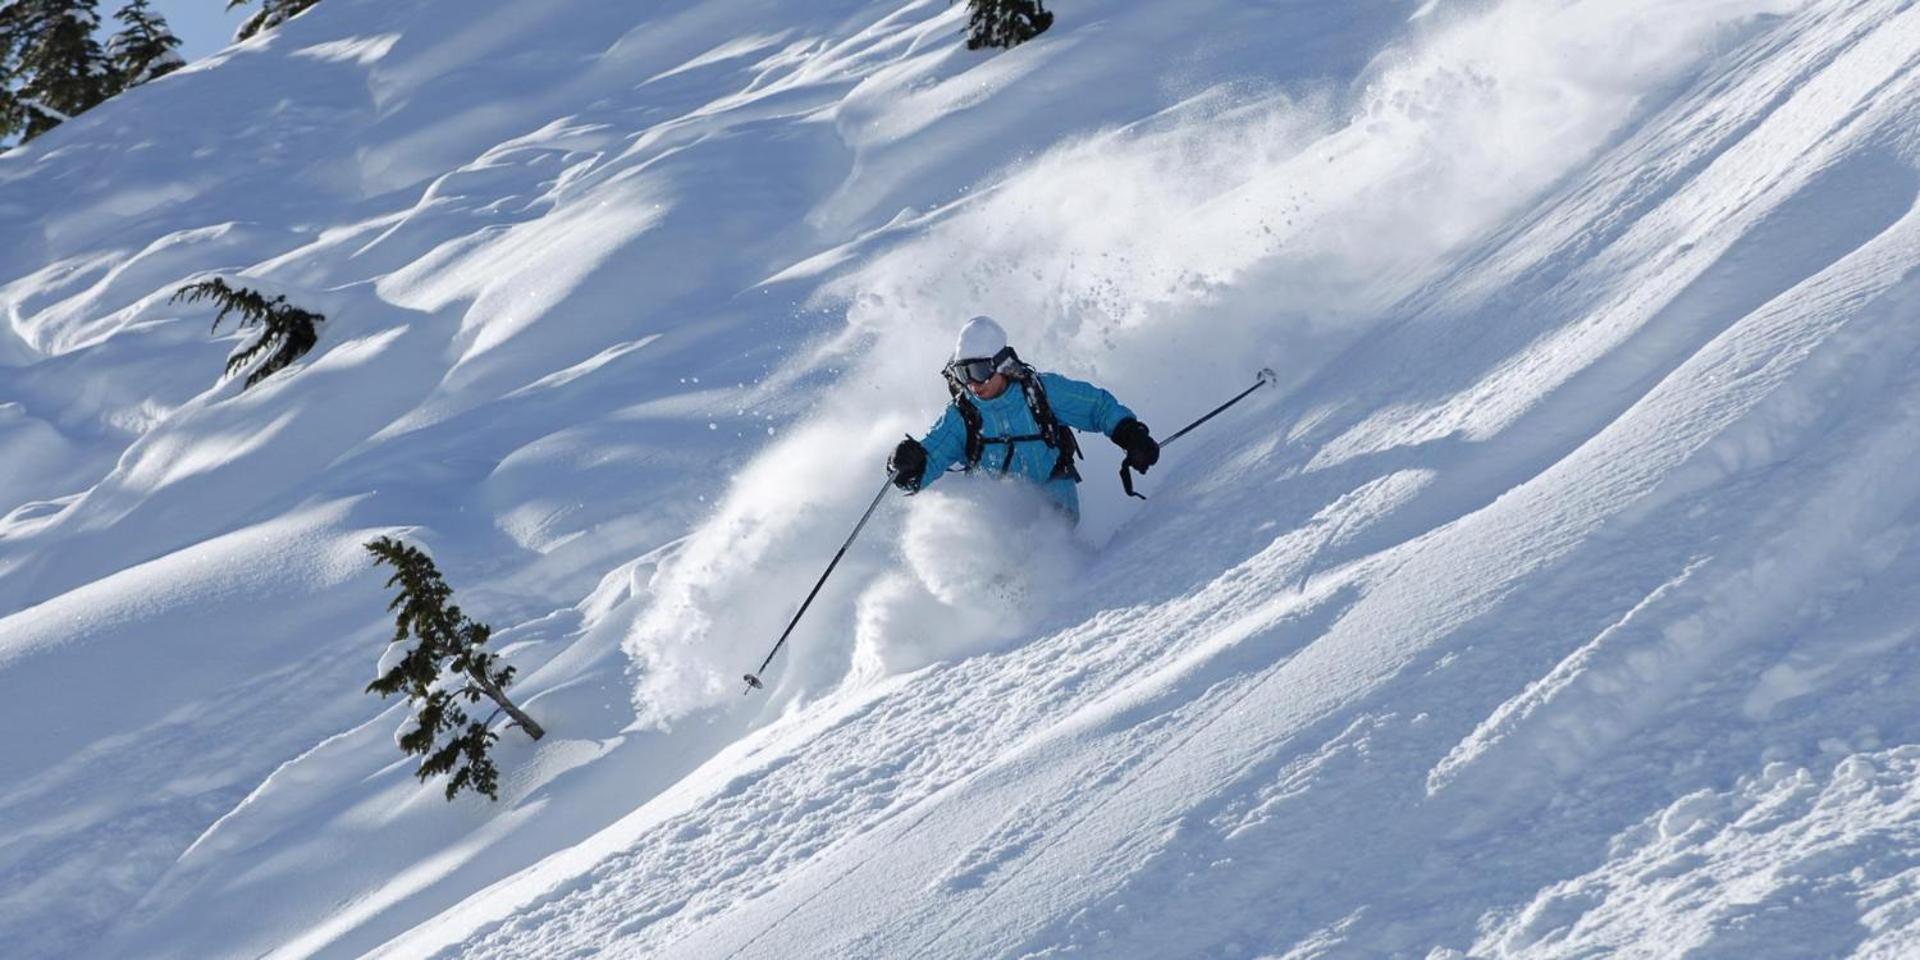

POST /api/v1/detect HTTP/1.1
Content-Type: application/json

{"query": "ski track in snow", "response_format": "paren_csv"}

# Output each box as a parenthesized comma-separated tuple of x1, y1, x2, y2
(4, 0, 1920, 957)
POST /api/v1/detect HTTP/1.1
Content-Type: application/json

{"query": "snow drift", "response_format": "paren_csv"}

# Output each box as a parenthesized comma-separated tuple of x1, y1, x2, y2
(5, 0, 1920, 957)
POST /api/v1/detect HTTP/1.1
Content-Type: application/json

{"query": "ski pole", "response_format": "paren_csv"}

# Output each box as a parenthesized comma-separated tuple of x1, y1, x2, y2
(1123, 367, 1277, 499)
(743, 478, 893, 693)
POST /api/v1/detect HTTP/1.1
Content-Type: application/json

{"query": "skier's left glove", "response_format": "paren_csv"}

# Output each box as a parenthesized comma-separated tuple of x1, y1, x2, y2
(888, 437, 927, 492)
(1110, 418, 1159, 473)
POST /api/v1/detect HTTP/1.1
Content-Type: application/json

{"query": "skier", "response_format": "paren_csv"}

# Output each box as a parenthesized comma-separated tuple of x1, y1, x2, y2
(886, 316, 1160, 521)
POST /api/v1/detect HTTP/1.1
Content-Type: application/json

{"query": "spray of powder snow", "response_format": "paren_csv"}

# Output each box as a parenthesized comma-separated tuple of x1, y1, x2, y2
(851, 478, 1087, 680)
(624, 414, 916, 724)
(830, 0, 1807, 410)
(624, 0, 1803, 724)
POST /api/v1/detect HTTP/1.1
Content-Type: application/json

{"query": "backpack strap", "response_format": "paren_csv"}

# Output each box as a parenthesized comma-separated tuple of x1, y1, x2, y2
(944, 369, 987, 468)
(1012, 366, 1082, 482)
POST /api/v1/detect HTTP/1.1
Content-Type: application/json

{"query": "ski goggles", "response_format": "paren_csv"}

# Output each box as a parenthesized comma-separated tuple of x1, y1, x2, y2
(947, 347, 1015, 384)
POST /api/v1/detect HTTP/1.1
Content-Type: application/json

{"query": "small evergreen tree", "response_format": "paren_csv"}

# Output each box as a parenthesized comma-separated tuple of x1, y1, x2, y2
(106, 0, 180, 88)
(169, 278, 324, 389)
(964, 0, 1053, 50)
(227, 0, 321, 42)
(10, 0, 116, 141)
(367, 536, 546, 802)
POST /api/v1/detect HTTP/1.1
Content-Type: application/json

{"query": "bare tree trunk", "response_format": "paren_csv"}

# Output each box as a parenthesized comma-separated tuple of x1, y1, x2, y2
(472, 671, 545, 740)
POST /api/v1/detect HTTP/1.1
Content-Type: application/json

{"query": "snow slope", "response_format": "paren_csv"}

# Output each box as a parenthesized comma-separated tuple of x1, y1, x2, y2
(4, 0, 1920, 957)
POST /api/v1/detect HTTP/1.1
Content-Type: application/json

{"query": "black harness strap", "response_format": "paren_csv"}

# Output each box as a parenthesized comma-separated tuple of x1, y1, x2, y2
(980, 432, 1046, 474)
(954, 393, 986, 467)
(944, 358, 1083, 482)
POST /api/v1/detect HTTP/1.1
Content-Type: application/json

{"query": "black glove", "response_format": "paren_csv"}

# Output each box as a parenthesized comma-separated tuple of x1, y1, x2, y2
(1110, 418, 1159, 473)
(888, 437, 927, 492)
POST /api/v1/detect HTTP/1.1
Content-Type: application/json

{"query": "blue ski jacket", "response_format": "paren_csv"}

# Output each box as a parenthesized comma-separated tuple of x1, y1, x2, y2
(915, 372, 1136, 519)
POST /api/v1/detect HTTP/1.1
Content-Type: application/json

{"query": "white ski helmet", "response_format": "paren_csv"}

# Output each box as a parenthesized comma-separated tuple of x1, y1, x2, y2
(952, 315, 1010, 362)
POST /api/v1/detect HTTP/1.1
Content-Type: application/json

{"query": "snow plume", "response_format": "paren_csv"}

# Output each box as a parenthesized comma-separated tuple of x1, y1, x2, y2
(623, 0, 1799, 724)
(623, 415, 912, 725)
(625, 438, 1084, 722)
(829, 0, 1806, 404)
(852, 477, 1087, 680)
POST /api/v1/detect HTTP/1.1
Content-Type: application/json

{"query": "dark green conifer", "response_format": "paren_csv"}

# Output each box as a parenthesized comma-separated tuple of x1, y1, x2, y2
(964, 0, 1053, 50)
(169, 278, 324, 389)
(0, 86, 22, 146)
(9, 0, 116, 141)
(106, 0, 181, 88)
(366, 536, 546, 803)
(227, 0, 321, 42)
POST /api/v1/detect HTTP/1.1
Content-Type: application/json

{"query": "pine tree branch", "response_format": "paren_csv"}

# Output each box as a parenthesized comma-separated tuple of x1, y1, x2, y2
(170, 278, 323, 390)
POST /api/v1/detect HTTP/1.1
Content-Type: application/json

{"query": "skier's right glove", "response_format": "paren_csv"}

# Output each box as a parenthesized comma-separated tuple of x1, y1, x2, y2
(888, 437, 927, 492)
(1111, 418, 1159, 473)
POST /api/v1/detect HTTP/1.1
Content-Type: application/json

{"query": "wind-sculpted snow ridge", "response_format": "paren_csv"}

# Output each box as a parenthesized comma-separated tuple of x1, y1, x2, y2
(4, 0, 1920, 957)
(1473, 750, 1920, 958)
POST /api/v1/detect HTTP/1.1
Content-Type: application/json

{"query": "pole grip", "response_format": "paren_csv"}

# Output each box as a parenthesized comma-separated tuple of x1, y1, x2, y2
(1123, 368, 1274, 499)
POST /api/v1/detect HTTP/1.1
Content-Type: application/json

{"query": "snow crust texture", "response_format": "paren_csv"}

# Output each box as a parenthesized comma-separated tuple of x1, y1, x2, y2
(5, 0, 1920, 957)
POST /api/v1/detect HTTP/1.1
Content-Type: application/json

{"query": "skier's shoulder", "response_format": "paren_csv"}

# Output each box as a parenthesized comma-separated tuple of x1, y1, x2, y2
(1031, 368, 1076, 391)
(1034, 369, 1109, 398)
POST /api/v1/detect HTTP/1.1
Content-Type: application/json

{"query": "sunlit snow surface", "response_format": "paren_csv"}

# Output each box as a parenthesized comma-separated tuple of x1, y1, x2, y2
(4, 0, 1920, 957)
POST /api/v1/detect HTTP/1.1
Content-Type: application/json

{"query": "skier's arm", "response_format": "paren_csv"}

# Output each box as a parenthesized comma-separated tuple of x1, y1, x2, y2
(907, 405, 968, 491)
(1040, 373, 1136, 437)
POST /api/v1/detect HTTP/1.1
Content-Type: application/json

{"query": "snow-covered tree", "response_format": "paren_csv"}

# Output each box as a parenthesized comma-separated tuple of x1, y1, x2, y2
(105, 0, 180, 88)
(5, 0, 115, 141)
(169, 278, 324, 389)
(0, 2, 29, 141)
(366, 537, 545, 802)
(227, 0, 320, 42)
(964, 0, 1054, 50)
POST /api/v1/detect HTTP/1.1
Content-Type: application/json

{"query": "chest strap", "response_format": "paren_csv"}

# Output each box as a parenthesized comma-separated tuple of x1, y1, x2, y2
(977, 433, 1047, 474)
